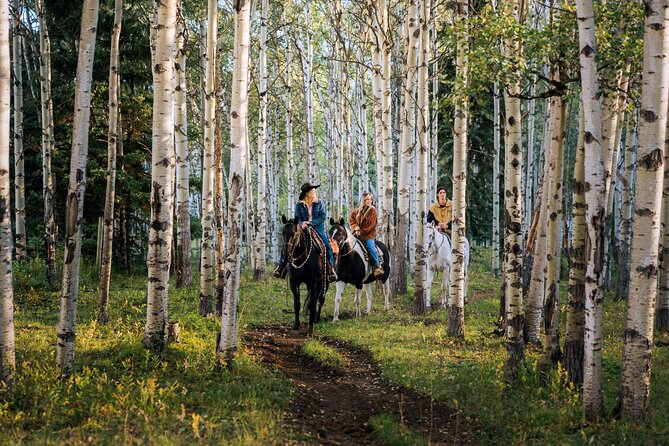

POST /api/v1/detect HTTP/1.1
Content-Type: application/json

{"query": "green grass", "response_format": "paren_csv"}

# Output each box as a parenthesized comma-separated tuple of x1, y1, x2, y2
(369, 413, 428, 446)
(5, 253, 669, 445)
(301, 339, 347, 371)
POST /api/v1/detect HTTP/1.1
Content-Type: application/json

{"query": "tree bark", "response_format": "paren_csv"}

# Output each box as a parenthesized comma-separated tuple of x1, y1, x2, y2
(254, 0, 268, 280)
(11, 0, 25, 262)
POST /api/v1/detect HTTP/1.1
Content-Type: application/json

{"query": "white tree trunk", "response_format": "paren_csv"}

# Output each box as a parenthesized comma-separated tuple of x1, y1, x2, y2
(492, 81, 501, 277)
(36, 0, 56, 285)
(254, 0, 268, 280)
(369, 0, 384, 215)
(175, 7, 192, 288)
(218, 0, 250, 367)
(57, 0, 100, 375)
(619, 0, 669, 420)
(618, 111, 637, 298)
(380, 0, 394, 248)
(144, 0, 176, 349)
(97, 0, 122, 324)
(0, 0, 15, 388)
(285, 30, 295, 214)
(301, 3, 316, 181)
(447, 0, 468, 337)
(199, 0, 217, 316)
(429, 0, 439, 195)
(576, 0, 607, 420)
(11, 1, 25, 262)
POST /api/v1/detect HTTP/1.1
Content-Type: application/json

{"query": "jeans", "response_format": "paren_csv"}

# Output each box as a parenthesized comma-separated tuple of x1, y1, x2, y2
(364, 239, 380, 267)
(312, 226, 335, 267)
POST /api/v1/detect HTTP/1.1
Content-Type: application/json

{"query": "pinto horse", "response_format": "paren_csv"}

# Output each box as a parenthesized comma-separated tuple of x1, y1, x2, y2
(280, 215, 328, 334)
(328, 218, 391, 321)
(424, 223, 470, 309)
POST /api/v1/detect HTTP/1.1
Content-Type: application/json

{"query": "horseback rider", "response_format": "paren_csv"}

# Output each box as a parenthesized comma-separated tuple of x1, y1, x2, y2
(273, 183, 338, 282)
(349, 192, 384, 278)
(427, 186, 453, 235)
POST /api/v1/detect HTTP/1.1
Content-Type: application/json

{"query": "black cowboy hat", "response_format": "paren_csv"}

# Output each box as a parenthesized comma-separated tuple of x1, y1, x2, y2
(299, 182, 320, 200)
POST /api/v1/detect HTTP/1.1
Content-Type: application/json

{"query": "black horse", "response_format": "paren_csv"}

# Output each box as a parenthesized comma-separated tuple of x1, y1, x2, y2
(328, 218, 391, 321)
(280, 215, 329, 334)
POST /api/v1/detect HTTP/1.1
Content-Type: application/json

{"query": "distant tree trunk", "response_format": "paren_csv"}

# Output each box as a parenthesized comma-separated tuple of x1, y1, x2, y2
(36, 0, 56, 285)
(284, 27, 295, 214)
(394, 0, 417, 297)
(430, 0, 438, 195)
(300, 4, 316, 181)
(380, 0, 394, 249)
(564, 107, 586, 386)
(11, 0, 25, 262)
(576, 0, 607, 420)
(618, 0, 669, 421)
(199, 0, 218, 317)
(97, 0, 122, 324)
(447, 0, 468, 337)
(524, 82, 537, 238)
(618, 112, 637, 299)
(254, 0, 268, 280)
(368, 0, 384, 217)
(540, 92, 565, 373)
(175, 7, 192, 288)
(0, 0, 16, 389)
(492, 81, 501, 277)
(56, 0, 100, 375)
(144, 0, 176, 350)
(356, 38, 369, 197)
(413, 0, 430, 316)
(502, 0, 524, 379)
(214, 77, 226, 316)
(218, 0, 250, 367)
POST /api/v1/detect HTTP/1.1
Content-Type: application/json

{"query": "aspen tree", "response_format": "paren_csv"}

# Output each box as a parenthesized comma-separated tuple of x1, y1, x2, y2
(144, 0, 177, 349)
(98, 0, 123, 324)
(11, 0, 25, 262)
(254, 0, 268, 280)
(492, 79, 501, 277)
(618, 112, 637, 299)
(284, 19, 295, 214)
(0, 0, 15, 389)
(618, 0, 669, 421)
(218, 0, 251, 366)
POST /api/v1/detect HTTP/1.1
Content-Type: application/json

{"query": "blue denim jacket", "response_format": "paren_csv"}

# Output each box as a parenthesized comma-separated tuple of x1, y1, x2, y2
(295, 200, 326, 233)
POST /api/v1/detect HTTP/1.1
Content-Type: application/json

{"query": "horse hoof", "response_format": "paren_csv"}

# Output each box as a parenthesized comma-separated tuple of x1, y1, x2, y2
(307, 323, 314, 335)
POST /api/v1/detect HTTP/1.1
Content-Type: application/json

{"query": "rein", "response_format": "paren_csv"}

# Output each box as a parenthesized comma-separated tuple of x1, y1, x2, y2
(332, 226, 360, 258)
(286, 227, 313, 269)
(427, 228, 447, 255)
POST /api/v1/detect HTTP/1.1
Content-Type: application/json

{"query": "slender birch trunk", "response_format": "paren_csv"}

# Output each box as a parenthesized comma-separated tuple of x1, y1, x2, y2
(36, 0, 56, 285)
(144, 0, 176, 349)
(618, 0, 669, 420)
(576, 0, 607, 420)
(618, 112, 637, 299)
(502, 0, 524, 378)
(524, 82, 537, 240)
(97, 0, 122, 323)
(11, 1, 25, 262)
(199, 0, 217, 316)
(57, 0, 99, 375)
(658, 113, 669, 331)
(285, 29, 295, 214)
(447, 0, 468, 337)
(564, 106, 586, 385)
(218, 0, 250, 367)
(0, 0, 15, 389)
(368, 0, 384, 214)
(175, 8, 192, 288)
(380, 0, 394, 248)
(254, 0, 268, 280)
(413, 0, 430, 316)
(492, 81, 501, 277)
(394, 0, 417, 297)
(214, 78, 226, 316)
(430, 0, 438, 195)
(302, 3, 316, 181)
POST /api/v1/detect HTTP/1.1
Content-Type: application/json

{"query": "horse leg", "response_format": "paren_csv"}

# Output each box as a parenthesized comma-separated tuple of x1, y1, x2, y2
(316, 286, 325, 322)
(425, 267, 434, 309)
(292, 283, 301, 331)
(383, 281, 391, 310)
(440, 266, 450, 308)
(307, 282, 319, 336)
(363, 283, 373, 315)
(354, 288, 362, 318)
(333, 282, 345, 322)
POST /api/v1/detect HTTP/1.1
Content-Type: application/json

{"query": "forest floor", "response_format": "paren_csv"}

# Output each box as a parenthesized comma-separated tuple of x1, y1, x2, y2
(244, 323, 471, 445)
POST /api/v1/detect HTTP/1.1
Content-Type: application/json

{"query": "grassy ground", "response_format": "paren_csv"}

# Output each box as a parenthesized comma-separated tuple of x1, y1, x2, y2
(3, 250, 669, 445)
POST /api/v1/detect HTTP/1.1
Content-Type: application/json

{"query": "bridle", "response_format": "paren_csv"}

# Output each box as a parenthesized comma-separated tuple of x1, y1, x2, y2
(330, 225, 360, 258)
(426, 226, 446, 255)
(284, 225, 313, 269)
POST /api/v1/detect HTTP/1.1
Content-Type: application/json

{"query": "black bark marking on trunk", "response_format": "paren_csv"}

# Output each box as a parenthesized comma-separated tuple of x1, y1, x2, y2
(639, 148, 663, 171)
(57, 331, 76, 342)
(64, 192, 79, 264)
(636, 263, 658, 279)
(581, 44, 595, 58)
(584, 132, 595, 144)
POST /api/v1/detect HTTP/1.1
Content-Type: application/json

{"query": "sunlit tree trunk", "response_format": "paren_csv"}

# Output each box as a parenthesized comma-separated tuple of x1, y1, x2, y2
(380, 0, 394, 248)
(576, 0, 607, 420)
(618, 0, 669, 420)
(447, 0, 468, 337)
(97, 0, 122, 324)
(492, 80, 501, 277)
(199, 0, 217, 316)
(502, 0, 524, 378)
(144, 0, 176, 350)
(394, 0, 417, 296)
(36, 0, 56, 285)
(218, 0, 250, 367)
(356, 36, 369, 197)
(429, 0, 438, 195)
(564, 106, 586, 385)
(0, 0, 15, 389)
(11, 0, 25, 262)
(299, 3, 316, 181)
(214, 79, 226, 316)
(413, 0, 430, 316)
(175, 7, 192, 289)
(57, 0, 100, 375)
(524, 167, 547, 345)
(284, 26, 295, 214)
(254, 0, 268, 280)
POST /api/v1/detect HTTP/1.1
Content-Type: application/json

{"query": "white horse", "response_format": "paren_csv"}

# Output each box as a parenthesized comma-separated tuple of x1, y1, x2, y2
(424, 224, 470, 309)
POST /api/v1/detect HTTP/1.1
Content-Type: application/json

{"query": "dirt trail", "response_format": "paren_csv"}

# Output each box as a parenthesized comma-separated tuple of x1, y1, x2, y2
(244, 324, 471, 445)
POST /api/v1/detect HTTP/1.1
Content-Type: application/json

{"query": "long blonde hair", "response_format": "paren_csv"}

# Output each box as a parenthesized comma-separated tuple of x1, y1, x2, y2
(356, 192, 374, 220)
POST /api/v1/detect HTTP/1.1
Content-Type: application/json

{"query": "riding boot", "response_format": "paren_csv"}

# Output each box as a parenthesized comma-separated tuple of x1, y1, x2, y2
(272, 259, 288, 279)
(373, 262, 384, 277)
(327, 262, 338, 283)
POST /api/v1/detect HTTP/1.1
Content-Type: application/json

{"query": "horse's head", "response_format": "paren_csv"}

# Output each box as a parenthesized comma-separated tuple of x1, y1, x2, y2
(425, 223, 437, 252)
(281, 215, 300, 250)
(328, 217, 348, 248)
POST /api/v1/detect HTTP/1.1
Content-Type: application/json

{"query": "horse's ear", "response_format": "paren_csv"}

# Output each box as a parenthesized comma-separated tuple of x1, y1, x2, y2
(330, 217, 335, 225)
(339, 217, 345, 226)
(282, 215, 287, 224)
